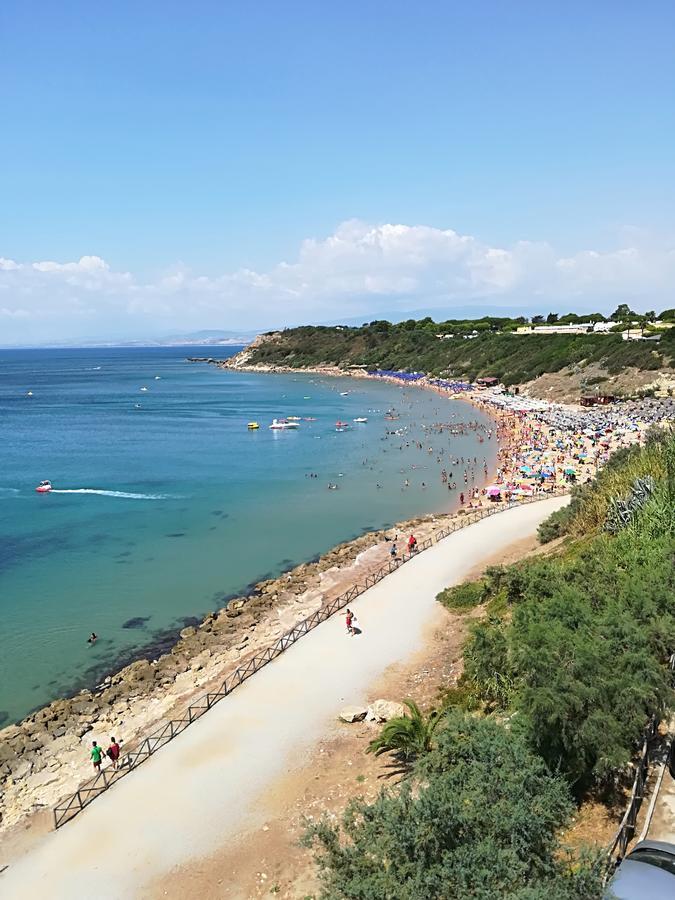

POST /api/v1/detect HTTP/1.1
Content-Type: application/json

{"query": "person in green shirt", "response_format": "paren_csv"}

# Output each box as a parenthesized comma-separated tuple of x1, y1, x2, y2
(90, 740, 104, 772)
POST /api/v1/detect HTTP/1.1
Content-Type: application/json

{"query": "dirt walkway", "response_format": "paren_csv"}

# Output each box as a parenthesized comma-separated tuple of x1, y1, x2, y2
(0, 497, 568, 900)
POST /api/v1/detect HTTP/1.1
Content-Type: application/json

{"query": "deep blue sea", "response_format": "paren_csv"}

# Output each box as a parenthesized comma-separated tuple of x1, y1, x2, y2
(0, 347, 496, 724)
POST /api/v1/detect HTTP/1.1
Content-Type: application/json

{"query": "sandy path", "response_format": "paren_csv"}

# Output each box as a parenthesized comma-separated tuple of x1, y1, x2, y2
(0, 496, 568, 899)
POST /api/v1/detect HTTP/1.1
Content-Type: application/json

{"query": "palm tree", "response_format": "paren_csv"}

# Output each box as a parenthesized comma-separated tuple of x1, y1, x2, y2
(366, 699, 443, 761)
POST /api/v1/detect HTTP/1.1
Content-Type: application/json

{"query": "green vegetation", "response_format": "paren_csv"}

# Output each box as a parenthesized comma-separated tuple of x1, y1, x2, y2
(304, 434, 675, 898)
(436, 578, 486, 610)
(304, 713, 603, 899)
(462, 430, 675, 789)
(249, 317, 672, 387)
(366, 699, 441, 761)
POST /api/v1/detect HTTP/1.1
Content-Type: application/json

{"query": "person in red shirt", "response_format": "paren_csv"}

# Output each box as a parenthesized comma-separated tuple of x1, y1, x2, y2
(345, 609, 354, 636)
(407, 534, 417, 553)
(107, 737, 121, 770)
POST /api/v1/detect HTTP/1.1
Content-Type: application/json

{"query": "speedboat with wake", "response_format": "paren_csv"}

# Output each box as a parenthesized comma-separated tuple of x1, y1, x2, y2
(35, 480, 52, 493)
(269, 418, 299, 430)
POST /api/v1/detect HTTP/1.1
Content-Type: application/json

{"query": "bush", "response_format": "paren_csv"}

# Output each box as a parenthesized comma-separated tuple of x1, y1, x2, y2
(464, 510, 675, 789)
(304, 713, 604, 899)
(436, 579, 486, 610)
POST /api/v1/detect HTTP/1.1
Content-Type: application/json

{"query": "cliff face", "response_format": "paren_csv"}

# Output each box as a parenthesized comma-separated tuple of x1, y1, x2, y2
(224, 333, 281, 369)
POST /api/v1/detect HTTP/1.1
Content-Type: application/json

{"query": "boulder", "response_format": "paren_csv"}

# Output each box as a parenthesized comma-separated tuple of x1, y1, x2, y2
(339, 706, 368, 723)
(366, 700, 407, 723)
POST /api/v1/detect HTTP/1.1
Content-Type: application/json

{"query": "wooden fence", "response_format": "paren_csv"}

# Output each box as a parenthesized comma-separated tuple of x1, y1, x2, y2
(53, 487, 568, 829)
(604, 715, 659, 879)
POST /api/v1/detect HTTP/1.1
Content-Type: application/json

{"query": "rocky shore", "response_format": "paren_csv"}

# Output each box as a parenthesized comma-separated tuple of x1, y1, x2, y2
(0, 483, 480, 840)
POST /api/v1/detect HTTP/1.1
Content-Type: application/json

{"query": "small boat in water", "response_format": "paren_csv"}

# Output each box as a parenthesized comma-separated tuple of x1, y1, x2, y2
(247, 422, 260, 430)
(140, 386, 149, 392)
(353, 417, 368, 423)
(286, 416, 302, 421)
(335, 421, 350, 431)
(269, 418, 299, 430)
(36, 480, 52, 493)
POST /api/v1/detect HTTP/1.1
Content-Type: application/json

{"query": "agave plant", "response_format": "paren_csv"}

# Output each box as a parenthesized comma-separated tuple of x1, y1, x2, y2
(366, 699, 443, 761)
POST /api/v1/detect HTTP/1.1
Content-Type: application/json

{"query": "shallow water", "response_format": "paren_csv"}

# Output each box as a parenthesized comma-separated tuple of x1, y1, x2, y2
(0, 347, 496, 723)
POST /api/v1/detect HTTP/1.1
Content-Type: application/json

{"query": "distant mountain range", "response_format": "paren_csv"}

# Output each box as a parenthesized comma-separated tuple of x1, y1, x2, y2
(3, 330, 258, 349)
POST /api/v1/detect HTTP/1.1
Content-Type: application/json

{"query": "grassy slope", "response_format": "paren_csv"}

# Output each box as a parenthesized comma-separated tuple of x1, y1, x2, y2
(247, 323, 674, 388)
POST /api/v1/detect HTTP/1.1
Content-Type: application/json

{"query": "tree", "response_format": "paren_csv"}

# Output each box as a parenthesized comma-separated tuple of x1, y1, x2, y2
(610, 303, 635, 322)
(659, 308, 675, 321)
(558, 313, 581, 324)
(532, 315, 545, 324)
(305, 713, 604, 899)
(366, 699, 441, 761)
(546, 312, 559, 324)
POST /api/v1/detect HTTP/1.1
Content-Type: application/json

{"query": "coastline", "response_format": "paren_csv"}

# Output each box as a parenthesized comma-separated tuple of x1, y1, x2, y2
(0, 497, 572, 897)
(0, 353, 657, 844)
(0, 368, 505, 841)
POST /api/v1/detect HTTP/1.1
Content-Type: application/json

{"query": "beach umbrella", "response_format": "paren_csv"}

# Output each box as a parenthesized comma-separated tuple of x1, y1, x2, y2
(519, 464, 532, 473)
(565, 467, 576, 475)
(487, 486, 502, 496)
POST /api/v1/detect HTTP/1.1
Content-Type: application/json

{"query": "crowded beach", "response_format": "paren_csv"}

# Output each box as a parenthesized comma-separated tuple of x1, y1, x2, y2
(367, 369, 674, 509)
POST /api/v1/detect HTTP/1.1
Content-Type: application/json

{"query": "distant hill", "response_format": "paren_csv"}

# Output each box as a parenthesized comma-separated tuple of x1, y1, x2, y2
(227, 320, 675, 401)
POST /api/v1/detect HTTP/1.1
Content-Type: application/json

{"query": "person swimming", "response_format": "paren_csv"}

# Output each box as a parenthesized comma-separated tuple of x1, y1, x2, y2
(87, 632, 98, 644)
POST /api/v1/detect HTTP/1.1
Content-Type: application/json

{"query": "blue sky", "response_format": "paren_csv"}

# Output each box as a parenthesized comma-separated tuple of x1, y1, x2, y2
(1, 1, 674, 342)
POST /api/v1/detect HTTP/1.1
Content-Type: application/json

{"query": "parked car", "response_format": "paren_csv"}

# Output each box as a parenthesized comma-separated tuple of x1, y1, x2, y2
(605, 840, 675, 898)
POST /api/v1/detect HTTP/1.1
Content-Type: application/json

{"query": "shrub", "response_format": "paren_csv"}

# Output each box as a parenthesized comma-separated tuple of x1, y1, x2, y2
(304, 713, 604, 899)
(436, 579, 485, 610)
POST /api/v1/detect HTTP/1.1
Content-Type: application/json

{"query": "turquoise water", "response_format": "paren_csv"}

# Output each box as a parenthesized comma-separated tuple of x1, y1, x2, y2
(0, 347, 496, 724)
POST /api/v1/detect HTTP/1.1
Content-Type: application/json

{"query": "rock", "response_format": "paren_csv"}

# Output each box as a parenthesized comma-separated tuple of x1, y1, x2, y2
(123, 659, 153, 685)
(366, 700, 407, 723)
(339, 706, 368, 723)
(189, 649, 212, 672)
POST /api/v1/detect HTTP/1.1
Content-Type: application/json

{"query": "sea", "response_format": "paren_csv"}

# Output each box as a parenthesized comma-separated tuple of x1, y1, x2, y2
(0, 347, 497, 724)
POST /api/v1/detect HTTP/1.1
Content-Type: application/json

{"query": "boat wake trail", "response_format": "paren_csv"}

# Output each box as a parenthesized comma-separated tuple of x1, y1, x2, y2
(50, 489, 170, 500)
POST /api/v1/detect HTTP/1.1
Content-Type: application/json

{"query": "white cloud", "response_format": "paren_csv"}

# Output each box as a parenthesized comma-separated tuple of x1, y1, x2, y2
(1, 221, 674, 343)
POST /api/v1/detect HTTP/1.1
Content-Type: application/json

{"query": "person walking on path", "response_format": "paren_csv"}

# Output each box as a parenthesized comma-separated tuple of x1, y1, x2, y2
(90, 741, 104, 773)
(390, 543, 397, 559)
(107, 737, 121, 771)
(345, 609, 355, 636)
(408, 534, 417, 553)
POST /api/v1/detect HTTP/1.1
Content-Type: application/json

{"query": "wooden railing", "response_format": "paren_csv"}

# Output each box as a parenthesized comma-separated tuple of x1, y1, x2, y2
(53, 487, 569, 829)
(604, 715, 659, 880)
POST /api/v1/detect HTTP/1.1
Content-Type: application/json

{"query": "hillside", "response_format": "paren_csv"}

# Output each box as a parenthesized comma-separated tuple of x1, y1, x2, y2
(230, 321, 675, 400)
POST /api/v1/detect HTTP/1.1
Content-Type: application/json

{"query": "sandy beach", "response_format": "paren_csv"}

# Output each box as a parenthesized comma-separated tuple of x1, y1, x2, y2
(0, 495, 569, 899)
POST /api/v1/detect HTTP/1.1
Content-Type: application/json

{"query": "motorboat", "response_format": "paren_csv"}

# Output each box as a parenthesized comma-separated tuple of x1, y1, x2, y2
(140, 386, 149, 392)
(339, 391, 350, 396)
(335, 421, 350, 431)
(353, 417, 368, 423)
(247, 422, 260, 429)
(269, 418, 299, 430)
(286, 416, 302, 421)
(36, 480, 52, 493)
